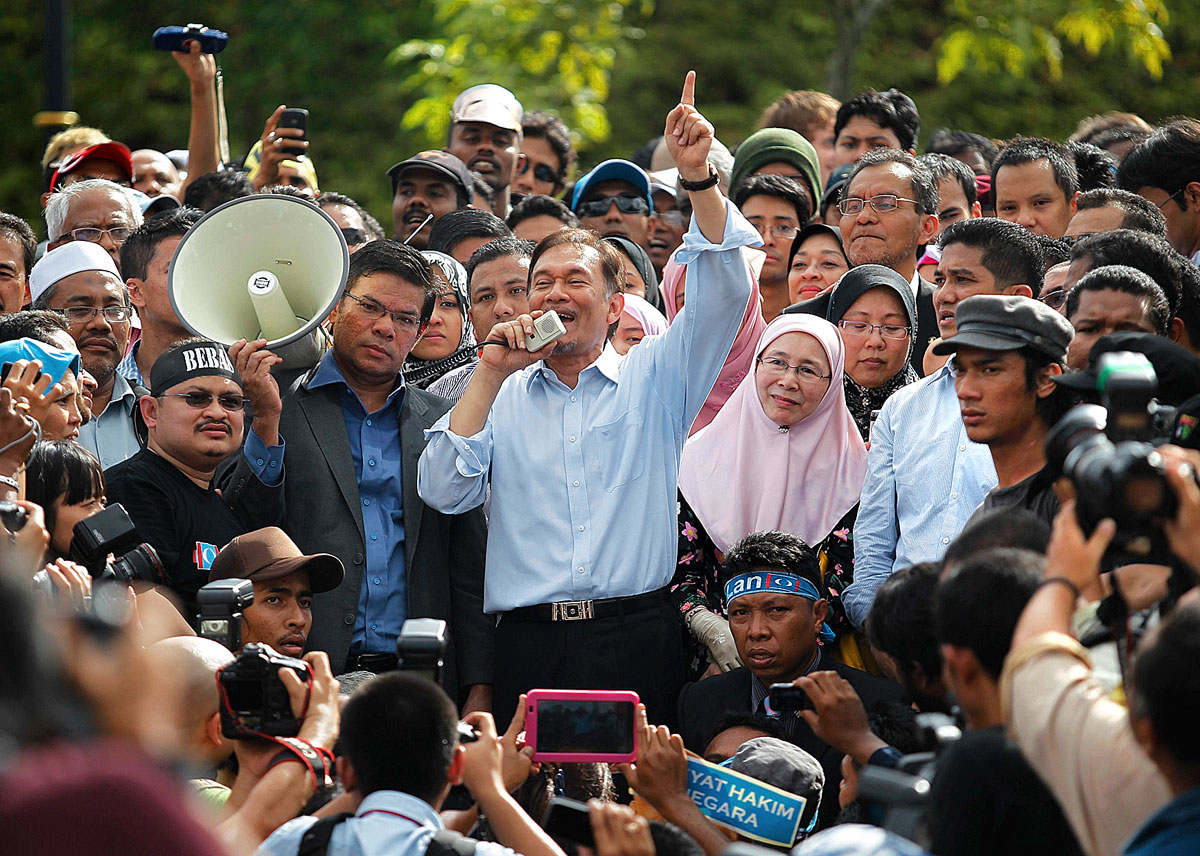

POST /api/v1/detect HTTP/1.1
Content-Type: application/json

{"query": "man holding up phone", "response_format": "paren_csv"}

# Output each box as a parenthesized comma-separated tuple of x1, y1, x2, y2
(418, 73, 759, 730)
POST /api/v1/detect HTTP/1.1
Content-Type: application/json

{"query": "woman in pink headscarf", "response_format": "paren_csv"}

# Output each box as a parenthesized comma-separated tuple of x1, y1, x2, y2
(660, 247, 766, 433)
(612, 293, 668, 355)
(669, 313, 868, 676)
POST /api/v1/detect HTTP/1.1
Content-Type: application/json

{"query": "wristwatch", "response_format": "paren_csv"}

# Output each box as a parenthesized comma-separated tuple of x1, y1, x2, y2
(679, 162, 720, 192)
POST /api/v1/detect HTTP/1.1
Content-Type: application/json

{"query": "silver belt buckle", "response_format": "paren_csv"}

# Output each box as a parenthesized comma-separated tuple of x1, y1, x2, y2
(552, 600, 594, 621)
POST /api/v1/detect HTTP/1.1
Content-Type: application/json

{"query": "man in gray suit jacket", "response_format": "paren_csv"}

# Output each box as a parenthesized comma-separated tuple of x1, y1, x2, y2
(220, 240, 491, 710)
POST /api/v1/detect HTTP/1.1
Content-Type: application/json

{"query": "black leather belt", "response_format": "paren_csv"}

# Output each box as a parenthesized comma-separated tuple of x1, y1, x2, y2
(504, 587, 670, 622)
(351, 652, 399, 674)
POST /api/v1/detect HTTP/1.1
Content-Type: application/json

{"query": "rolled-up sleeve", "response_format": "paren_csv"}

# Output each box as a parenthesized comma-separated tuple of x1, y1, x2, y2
(843, 398, 899, 628)
(417, 409, 494, 513)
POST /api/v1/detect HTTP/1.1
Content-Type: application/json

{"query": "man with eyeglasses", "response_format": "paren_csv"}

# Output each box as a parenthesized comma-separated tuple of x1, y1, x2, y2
(1063, 188, 1168, 247)
(1118, 120, 1200, 263)
(44, 178, 143, 272)
(29, 241, 141, 467)
(732, 174, 812, 321)
(105, 337, 285, 615)
(837, 148, 940, 375)
(571, 159, 654, 256)
(217, 239, 491, 709)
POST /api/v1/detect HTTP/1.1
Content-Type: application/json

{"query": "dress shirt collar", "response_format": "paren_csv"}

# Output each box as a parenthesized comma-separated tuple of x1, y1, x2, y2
(354, 789, 444, 828)
(309, 348, 405, 410)
(110, 372, 138, 409)
(522, 342, 622, 392)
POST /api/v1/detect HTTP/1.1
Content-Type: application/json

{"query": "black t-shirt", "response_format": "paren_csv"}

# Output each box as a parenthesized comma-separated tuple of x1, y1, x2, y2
(926, 726, 1084, 856)
(104, 449, 248, 615)
(972, 465, 1060, 526)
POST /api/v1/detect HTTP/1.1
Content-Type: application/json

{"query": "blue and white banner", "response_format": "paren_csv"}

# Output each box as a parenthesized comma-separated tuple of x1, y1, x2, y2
(682, 753, 807, 847)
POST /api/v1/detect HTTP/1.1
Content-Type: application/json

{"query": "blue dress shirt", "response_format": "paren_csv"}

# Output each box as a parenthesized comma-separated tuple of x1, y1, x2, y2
(257, 789, 517, 856)
(418, 203, 758, 612)
(116, 339, 144, 388)
(77, 372, 142, 469)
(843, 363, 997, 628)
(310, 350, 407, 654)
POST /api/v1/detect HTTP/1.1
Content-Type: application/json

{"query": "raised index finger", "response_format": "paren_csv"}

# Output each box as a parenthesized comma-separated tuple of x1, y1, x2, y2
(680, 70, 696, 107)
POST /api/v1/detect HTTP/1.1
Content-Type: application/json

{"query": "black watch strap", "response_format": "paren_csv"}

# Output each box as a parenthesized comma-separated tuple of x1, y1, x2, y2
(679, 164, 719, 191)
(268, 736, 333, 789)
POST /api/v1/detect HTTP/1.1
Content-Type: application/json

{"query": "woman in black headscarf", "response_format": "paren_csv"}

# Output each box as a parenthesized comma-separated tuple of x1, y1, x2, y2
(604, 236, 664, 311)
(825, 264, 919, 440)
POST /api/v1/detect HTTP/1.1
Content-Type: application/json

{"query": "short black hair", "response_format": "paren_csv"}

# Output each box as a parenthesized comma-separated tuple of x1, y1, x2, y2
(530, 228, 626, 299)
(260, 185, 319, 204)
(0, 309, 70, 344)
(120, 207, 203, 282)
(846, 148, 938, 215)
(345, 239, 437, 325)
(506, 194, 579, 232)
(865, 700, 923, 754)
(182, 169, 254, 213)
(0, 212, 37, 282)
(1070, 229, 1183, 318)
(1173, 260, 1200, 346)
(428, 208, 511, 258)
(926, 129, 998, 171)
(942, 506, 1051, 572)
(918, 152, 977, 209)
(465, 237, 535, 291)
(833, 89, 920, 152)
(1065, 264, 1170, 336)
(706, 712, 787, 749)
(1015, 345, 1072, 429)
(339, 672, 458, 802)
(1090, 126, 1151, 160)
(935, 548, 1042, 680)
(992, 137, 1079, 201)
(732, 174, 813, 225)
(317, 192, 385, 242)
(866, 563, 942, 693)
(1067, 141, 1118, 192)
(938, 217, 1045, 292)
(1075, 188, 1168, 237)
(649, 821, 705, 856)
(1117, 119, 1200, 201)
(25, 440, 105, 543)
(1131, 601, 1200, 768)
(522, 110, 576, 187)
(1034, 234, 1071, 271)
(719, 531, 822, 593)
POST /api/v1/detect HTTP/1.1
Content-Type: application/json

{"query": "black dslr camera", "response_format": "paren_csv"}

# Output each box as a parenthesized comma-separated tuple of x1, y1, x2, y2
(1046, 353, 1184, 564)
(197, 578, 255, 652)
(217, 643, 312, 739)
(68, 503, 165, 584)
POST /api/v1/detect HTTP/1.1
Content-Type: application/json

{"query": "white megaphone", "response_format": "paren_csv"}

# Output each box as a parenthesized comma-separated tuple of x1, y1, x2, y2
(168, 194, 349, 370)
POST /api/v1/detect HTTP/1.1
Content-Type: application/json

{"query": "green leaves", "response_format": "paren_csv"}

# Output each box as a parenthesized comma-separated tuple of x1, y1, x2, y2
(391, 0, 645, 148)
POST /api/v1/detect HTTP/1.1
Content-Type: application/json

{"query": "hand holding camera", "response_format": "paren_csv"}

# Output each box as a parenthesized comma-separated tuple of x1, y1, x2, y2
(288, 650, 341, 751)
(459, 711, 509, 799)
(254, 106, 309, 190)
(1046, 500, 1115, 603)
(616, 705, 688, 811)
(794, 670, 888, 766)
(169, 34, 216, 90)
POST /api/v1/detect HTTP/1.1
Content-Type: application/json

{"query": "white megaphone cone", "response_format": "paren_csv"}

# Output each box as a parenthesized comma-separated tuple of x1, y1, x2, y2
(167, 194, 349, 370)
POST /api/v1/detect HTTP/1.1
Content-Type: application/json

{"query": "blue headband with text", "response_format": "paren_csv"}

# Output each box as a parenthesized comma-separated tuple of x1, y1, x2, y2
(724, 572, 836, 644)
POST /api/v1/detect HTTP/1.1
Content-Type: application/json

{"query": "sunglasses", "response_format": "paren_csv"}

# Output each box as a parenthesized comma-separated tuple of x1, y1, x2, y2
(577, 194, 650, 218)
(340, 227, 368, 246)
(519, 161, 560, 185)
(160, 392, 247, 411)
(1040, 289, 1068, 310)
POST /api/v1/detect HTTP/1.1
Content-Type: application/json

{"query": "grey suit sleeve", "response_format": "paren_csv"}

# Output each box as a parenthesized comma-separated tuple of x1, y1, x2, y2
(216, 451, 286, 531)
(448, 503, 493, 687)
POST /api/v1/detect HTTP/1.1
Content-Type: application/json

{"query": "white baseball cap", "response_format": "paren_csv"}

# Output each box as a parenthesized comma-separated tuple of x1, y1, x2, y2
(451, 84, 524, 133)
(29, 241, 122, 304)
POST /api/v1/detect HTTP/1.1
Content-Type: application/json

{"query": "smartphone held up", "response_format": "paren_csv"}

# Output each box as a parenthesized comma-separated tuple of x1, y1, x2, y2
(524, 689, 639, 763)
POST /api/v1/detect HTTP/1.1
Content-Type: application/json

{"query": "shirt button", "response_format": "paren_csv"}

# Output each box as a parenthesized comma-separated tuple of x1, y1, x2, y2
(256, 458, 265, 465)
(942, 537, 950, 545)
(366, 419, 373, 426)
(371, 534, 378, 541)
(951, 492, 958, 499)
(363, 499, 370, 506)
(370, 622, 377, 631)
(343, 613, 354, 625)
(373, 577, 381, 585)
(958, 444, 966, 452)
(577, 567, 584, 573)
(578, 525, 585, 532)
(570, 436, 577, 443)
(368, 459, 376, 467)
(573, 480, 580, 487)
(270, 460, 278, 467)
(571, 396, 577, 402)
(353, 553, 364, 565)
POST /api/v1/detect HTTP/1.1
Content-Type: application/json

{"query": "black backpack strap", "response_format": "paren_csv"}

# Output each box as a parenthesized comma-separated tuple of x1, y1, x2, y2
(297, 812, 353, 856)
(426, 828, 479, 856)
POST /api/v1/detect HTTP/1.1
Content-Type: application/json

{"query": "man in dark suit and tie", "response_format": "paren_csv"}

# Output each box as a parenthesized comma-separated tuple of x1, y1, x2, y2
(677, 531, 902, 830)
(221, 240, 491, 711)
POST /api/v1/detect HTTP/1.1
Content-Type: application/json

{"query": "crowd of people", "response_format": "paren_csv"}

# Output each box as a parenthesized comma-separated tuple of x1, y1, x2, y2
(3, 32, 1200, 856)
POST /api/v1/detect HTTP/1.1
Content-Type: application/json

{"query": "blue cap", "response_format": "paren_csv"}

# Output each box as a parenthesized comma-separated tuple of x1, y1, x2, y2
(0, 338, 82, 388)
(571, 159, 653, 213)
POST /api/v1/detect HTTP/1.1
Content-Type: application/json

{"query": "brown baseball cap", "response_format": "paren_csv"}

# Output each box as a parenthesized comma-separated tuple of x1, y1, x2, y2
(208, 527, 344, 593)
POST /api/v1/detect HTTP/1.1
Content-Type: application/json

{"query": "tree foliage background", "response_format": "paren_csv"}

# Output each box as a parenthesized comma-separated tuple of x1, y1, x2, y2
(2, 0, 1197, 238)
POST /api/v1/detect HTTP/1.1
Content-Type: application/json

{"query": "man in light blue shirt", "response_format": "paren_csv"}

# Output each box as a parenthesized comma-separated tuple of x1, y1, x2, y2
(258, 672, 566, 856)
(844, 217, 1044, 628)
(419, 74, 757, 728)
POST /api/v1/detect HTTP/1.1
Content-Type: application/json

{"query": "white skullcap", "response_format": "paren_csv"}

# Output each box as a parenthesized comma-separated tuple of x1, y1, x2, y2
(29, 241, 121, 304)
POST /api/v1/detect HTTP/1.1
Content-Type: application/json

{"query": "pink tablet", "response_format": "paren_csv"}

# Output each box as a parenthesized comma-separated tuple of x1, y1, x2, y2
(525, 689, 640, 763)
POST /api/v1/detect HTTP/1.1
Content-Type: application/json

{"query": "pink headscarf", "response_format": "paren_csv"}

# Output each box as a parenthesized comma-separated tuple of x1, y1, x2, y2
(660, 246, 768, 434)
(677, 313, 868, 554)
(619, 293, 668, 339)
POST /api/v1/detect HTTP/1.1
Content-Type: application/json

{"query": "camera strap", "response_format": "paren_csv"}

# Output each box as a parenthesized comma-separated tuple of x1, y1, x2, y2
(265, 736, 335, 791)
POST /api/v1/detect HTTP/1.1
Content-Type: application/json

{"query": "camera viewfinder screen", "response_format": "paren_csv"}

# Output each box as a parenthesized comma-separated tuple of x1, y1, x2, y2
(535, 699, 635, 754)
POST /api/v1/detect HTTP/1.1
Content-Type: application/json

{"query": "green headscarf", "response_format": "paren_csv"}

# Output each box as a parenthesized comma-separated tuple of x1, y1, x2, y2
(730, 128, 822, 211)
